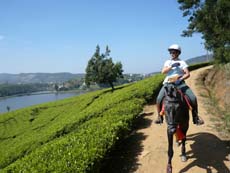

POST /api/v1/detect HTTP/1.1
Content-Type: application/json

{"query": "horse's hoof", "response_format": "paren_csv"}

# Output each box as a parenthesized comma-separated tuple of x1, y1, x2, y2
(167, 164, 172, 173)
(181, 155, 187, 162)
(175, 141, 180, 147)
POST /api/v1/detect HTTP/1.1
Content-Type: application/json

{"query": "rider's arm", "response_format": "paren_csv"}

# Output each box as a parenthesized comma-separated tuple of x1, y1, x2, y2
(161, 66, 172, 74)
(180, 68, 190, 80)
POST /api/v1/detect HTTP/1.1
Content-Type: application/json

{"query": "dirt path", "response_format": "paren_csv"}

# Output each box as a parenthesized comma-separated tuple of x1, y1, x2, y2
(102, 66, 230, 173)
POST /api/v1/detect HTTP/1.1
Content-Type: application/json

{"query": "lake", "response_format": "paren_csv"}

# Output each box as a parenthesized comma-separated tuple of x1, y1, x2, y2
(0, 91, 83, 114)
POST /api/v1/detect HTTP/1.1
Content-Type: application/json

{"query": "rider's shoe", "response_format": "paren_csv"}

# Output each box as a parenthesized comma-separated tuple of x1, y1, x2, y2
(193, 116, 204, 125)
(154, 115, 163, 124)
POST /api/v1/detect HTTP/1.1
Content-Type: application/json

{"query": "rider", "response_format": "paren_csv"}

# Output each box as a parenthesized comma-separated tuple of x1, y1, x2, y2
(154, 44, 204, 125)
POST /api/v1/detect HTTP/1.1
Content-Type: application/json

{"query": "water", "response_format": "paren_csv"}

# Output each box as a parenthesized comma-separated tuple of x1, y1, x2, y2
(0, 91, 82, 113)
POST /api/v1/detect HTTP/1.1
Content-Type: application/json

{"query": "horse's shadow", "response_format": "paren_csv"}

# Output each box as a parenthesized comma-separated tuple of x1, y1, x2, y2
(179, 132, 230, 173)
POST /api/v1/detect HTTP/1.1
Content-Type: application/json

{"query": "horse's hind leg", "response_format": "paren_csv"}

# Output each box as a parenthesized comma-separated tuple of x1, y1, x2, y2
(167, 129, 174, 173)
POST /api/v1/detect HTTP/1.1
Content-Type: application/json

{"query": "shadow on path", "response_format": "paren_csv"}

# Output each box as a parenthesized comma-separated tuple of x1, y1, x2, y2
(180, 132, 230, 173)
(100, 112, 153, 173)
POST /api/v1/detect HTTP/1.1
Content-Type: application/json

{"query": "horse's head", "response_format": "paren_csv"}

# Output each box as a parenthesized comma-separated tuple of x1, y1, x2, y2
(163, 83, 182, 103)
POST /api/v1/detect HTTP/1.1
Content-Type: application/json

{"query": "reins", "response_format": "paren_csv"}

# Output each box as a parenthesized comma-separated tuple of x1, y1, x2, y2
(176, 88, 193, 111)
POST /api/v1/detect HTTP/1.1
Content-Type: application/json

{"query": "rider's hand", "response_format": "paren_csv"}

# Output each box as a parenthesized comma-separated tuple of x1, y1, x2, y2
(171, 62, 180, 68)
(175, 78, 182, 85)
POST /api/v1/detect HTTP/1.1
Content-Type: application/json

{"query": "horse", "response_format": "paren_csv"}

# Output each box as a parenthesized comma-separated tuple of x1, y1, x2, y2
(161, 79, 190, 173)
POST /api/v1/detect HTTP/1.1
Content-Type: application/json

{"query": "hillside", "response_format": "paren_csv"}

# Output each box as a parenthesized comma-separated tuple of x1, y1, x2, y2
(0, 73, 84, 84)
(199, 63, 230, 134)
(0, 63, 224, 173)
(0, 73, 164, 172)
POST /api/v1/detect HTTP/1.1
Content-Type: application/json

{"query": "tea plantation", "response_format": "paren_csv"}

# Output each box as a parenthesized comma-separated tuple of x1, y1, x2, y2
(0, 73, 164, 173)
(0, 62, 211, 173)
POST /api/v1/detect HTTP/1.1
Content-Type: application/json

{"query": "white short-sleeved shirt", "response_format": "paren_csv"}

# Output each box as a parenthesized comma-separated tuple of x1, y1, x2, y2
(163, 59, 188, 84)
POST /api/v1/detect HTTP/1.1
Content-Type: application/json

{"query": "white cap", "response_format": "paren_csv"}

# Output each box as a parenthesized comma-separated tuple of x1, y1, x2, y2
(168, 44, 181, 54)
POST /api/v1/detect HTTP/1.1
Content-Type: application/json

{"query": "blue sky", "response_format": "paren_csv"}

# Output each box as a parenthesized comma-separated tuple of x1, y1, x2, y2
(0, 0, 206, 74)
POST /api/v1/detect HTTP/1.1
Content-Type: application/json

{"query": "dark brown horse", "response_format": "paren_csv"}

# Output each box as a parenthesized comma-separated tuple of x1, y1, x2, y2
(162, 82, 189, 173)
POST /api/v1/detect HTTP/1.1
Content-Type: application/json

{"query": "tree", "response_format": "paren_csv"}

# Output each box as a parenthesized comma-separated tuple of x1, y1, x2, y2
(54, 84, 59, 92)
(177, 0, 230, 63)
(85, 45, 123, 91)
(6, 106, 10, 112)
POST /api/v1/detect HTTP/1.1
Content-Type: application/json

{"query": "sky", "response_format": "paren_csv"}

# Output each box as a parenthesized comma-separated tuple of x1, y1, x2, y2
(0, 0, 207, 74)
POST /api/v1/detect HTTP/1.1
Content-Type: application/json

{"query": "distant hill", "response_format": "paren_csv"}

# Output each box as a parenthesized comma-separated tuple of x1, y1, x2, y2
(0, 55, 213, 84)
(0, 73, 84, 84)
(186, 54, 213, 65)
(146, 55, 214, 77)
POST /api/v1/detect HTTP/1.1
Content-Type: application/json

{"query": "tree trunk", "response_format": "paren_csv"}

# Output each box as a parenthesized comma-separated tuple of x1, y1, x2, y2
(109, 82, 114, 91)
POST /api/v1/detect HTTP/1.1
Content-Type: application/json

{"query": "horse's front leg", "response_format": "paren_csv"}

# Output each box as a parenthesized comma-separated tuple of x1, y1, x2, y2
(181, 122, 188, 162)
(181, 138, 187, 162)
(167, 128, 174, 173)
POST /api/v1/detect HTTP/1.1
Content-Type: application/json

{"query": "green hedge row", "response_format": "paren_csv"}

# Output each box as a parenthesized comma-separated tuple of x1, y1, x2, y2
(0, 74, 164, 173)
(188, 62, 213, 71)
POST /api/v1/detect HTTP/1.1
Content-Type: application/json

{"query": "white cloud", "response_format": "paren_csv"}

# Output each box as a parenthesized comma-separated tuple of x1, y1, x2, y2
(0, 35, 5, 40)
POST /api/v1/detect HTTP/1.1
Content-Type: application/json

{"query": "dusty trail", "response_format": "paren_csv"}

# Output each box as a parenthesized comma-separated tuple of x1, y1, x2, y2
(102, 66, 230, 173)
